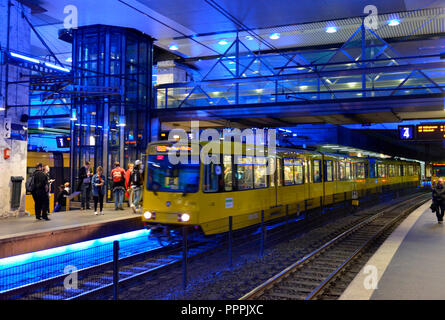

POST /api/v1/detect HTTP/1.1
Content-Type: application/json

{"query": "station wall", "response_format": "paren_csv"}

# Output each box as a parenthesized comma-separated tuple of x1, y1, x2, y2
(0, 0, 31, 218)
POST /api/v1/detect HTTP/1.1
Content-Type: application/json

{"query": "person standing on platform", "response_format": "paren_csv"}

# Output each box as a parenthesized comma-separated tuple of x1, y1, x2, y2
(31, 163, 44, 220)
(432, 178, 445, 224)
(92, 166, 106, 215)
(130, 160, 144, 213)
(125, 163, 134, 208)
(42, 165, 55, 218)
(111, 161, 126, 210)
(78, 161, 92, 210)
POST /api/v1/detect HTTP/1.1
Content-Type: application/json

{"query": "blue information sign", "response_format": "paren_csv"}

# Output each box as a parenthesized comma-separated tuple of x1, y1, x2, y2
(398, 125, 414, 140)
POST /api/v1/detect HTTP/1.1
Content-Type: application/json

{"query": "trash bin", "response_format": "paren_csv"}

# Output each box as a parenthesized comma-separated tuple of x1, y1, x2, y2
(11, 176, 24, 210)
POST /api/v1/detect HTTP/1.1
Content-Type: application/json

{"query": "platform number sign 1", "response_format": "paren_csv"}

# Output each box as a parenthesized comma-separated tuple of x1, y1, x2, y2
(398, 125, 414, 140)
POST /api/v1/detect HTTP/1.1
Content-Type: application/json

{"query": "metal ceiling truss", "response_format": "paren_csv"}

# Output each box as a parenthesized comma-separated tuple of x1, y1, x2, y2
(155, 21, 445, 111)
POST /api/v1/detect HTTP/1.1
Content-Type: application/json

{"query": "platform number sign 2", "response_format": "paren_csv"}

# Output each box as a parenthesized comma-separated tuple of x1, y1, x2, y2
(398, 125, 414, 140)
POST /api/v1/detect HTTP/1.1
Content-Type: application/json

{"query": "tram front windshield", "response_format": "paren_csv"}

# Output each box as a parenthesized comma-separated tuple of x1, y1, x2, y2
(147, 154, 199, 193)
(433, 166, 445, 177)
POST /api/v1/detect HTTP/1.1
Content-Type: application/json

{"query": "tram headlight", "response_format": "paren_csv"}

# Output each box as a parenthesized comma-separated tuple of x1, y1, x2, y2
(144, 211, 152, 220)
(180, 213, 190, 222)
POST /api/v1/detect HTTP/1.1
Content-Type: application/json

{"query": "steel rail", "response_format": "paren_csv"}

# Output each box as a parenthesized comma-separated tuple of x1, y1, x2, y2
(240, 192, 429, 300)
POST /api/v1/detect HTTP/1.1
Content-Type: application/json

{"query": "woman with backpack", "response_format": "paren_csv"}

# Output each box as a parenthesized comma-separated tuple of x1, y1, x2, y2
(92, 166, 106, 215)
(110, 161, 126, 211)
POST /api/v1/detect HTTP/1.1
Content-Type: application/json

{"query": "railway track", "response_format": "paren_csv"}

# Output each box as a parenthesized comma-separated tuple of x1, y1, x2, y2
(240, 192, 430, 300)
(1, 190, 426, 300)
(1, 237, 221, 300)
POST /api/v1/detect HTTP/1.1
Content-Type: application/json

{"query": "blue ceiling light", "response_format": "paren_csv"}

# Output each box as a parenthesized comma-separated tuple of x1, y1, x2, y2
(168, 43, 179, 51)
(269, 33, 280, 40)
(326, 26, 337, 33)
(245, 35, 254, 40)
(218, 39, 229, 45)
(388, 19, 400, 26)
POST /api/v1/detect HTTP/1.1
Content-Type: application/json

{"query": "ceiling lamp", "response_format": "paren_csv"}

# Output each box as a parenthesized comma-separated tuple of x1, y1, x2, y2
(169, 44, 179, 51)
(218, 39, 229, 45)
(269, 33, 280, 40)
(388, 19, 400, 26)
(326, 26, 337, 33)
(245, 35, 254, 40)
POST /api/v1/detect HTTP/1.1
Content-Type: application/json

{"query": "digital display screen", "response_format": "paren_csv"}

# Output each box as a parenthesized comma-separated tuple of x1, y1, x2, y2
(398, 125, 414, 140)
(56, 136, 70, 148)
(156, 145, 191, 152)
(416, 123, 445, 140)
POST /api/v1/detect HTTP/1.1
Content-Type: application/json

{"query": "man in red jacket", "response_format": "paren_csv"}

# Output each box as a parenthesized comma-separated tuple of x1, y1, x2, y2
(110, 162, 126, 210)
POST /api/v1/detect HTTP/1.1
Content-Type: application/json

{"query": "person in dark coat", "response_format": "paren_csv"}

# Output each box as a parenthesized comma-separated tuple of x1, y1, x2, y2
(32, 163, 50, 220)
(432, 178, 445, 224)
(78, 161, 92, 210)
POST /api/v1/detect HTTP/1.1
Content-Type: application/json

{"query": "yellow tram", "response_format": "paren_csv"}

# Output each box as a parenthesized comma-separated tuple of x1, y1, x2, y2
(141, 141, 420, 235)
(429, 163, 445, 186)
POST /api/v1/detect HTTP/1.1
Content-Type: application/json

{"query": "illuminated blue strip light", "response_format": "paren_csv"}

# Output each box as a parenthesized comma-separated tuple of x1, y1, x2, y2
(9, 52, 71, 73)
(0, 229, 159, 293)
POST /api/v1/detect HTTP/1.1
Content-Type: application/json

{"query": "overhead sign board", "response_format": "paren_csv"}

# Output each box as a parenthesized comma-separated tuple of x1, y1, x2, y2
(416, 123, 445, 141)
(398, 125, 414, 140)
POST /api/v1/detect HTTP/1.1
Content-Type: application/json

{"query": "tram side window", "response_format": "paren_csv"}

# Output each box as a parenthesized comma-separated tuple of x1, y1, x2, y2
(377, 164, 386, 178)
(295, 159, 304, 184)
(345, 162, 352, 181)
(324, 160, 333, 182)
(284, 159, 294, 185)
(307, 160, 312, 183)
(388, 165, 395, 177)
(236, 157, 254, 190)
(357, 162, 365, 179)
(223, 155, 233, 191)
(339, 161, 346, 181)
(400, 165, 404, 176)
(277, 158, 283, 186)
(203, 163, 221, 193)
(254, 157, 268, 189)
(268, 157, 276, 187)
(313, 159, 322, 183)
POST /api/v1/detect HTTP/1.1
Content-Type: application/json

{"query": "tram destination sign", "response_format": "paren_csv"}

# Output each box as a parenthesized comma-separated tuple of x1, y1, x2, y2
(415, 123, 445, 141)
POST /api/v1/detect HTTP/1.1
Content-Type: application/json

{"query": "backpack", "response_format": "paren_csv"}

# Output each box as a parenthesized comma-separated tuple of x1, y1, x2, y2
(26, 174, 35, 193)
(131, 170, 141, 186)
(112, 168, 124, 183)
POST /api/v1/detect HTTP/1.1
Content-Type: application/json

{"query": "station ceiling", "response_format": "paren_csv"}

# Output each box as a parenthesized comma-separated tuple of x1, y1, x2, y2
(23, 0, 445, 62)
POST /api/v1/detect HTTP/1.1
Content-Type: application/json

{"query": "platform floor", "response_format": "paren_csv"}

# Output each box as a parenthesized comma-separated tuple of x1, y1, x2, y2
(0, 208, 139, 240)
(340, 200, 445, 300)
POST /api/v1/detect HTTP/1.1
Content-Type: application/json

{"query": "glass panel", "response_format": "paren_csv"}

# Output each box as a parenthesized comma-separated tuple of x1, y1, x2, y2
(357, 162, 365, 179)
(223, 155, 233, 191)
(378, 164, 386, 178)
(294, 159, 304, 184)
(147, 155, 199, 193)
(268, 157, 275, 187)
(277, 158, 282, 186)
(254, 157, 267, 189)
(284, 159, 294, 185)
(236, 157, 253, 190)
(203, 163, 221, 193)
(325, 160, 333, 182)
(313, 159, 322, 183)
(346, 162, 351, 180)
(339, 160, 346, 180)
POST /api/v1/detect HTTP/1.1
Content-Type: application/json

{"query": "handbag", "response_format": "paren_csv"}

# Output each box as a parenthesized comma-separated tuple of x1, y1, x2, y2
(431, 202, 438, 212)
